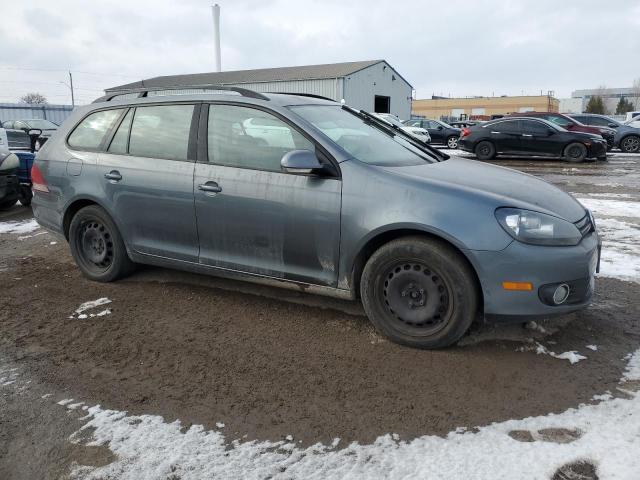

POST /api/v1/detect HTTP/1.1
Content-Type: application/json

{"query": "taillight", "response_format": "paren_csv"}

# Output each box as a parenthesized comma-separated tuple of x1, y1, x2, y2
(31, 163, 50, 193)
(461, 127, 471, 137)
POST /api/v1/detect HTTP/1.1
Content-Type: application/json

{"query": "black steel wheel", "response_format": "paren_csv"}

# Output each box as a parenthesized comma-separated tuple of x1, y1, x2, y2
(620, 135, 640, 153)
(360, 236, 479, 349)
(382, 261, 452, 337)
(69, 205, 135, 282)
(564, 142, 587, 163)
(475, 141, 496, 160)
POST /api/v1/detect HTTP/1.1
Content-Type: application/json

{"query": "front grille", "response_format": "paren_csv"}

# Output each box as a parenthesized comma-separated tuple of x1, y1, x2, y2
(574, 213, 594, 238)
(601, 131, 615, 147)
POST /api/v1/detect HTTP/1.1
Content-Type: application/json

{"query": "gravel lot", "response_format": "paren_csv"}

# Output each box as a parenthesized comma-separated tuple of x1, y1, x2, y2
(1, 152, 639, 479)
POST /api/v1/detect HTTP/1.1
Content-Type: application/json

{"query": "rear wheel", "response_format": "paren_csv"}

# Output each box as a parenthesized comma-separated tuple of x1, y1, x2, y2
(446, 135, 459, 149)
(475, 141, 496, 160)
(620, 135, 640, 153)
(69, 205, 135, 282)
(360, 237, 478, 349)
(564, 142, 587, 163)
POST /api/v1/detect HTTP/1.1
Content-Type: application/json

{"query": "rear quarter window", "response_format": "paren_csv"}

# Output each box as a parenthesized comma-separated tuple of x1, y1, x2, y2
(68, 109, 124, 150)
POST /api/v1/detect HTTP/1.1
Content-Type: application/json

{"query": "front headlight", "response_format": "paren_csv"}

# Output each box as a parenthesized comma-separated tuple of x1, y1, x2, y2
(495, 208, 582, 246)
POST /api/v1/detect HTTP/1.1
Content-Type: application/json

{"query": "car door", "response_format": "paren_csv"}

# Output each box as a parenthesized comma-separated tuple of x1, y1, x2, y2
(519, 120, 559, 156)
(425, 121, 445, 143)
(193, 103, 342, 287)
(96, 103, 200, 262)
(487, 119, 523, 153)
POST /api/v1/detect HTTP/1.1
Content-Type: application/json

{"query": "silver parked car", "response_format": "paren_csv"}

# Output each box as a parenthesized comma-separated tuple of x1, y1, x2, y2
(32, 88, 601, 349)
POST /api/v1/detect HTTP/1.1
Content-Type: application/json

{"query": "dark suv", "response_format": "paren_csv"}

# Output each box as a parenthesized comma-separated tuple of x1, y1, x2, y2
(569, 113, 640, 153)
(403, 119, 461, 148)
(509, 112, 615, 150)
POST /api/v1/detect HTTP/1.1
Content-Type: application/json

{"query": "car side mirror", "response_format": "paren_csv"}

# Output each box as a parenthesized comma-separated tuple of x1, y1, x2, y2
(28, 129, 42, 137)
(547, 129, 555, 136)
(281, 149, 323, 174)
(609, 123, 618, 128)
(437, 126, 444, 130)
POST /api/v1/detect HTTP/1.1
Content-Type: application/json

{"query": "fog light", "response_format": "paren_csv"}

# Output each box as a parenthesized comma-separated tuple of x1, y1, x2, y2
(552, 284, 571, 305)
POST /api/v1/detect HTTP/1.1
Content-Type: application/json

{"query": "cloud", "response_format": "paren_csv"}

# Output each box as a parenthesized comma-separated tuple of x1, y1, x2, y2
(0, 0, 638, 104)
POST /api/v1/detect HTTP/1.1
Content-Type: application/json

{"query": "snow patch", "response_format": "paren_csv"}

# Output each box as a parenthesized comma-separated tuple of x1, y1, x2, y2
(623, 349, 640, 382)
(57, 398, 75, 406)
(577, 197, 639, 219)
(534, 343, 587, 364)
(0, 219, 40, 235)
(586, 345, 598, 351)
(75, 298, 112, 314)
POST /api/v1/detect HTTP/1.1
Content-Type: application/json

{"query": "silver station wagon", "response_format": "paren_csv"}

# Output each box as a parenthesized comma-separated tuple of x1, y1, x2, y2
(32, 87, 601, 349)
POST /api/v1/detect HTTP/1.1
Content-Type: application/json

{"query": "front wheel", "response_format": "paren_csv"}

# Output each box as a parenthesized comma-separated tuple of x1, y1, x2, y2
(69, 205, 135, 282)
(0, 199, 17, 211)
(620, 135, 640, 153)
(446, 136, 459, 149)
(564, 142, 587, 163)
(360, 237, 479, 349)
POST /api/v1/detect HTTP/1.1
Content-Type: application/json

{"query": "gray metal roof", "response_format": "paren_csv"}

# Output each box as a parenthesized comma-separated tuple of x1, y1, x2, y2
(107, 60, 391, 92)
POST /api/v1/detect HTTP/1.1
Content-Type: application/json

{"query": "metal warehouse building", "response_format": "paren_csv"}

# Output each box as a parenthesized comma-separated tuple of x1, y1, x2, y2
(106, 60, 413, 119)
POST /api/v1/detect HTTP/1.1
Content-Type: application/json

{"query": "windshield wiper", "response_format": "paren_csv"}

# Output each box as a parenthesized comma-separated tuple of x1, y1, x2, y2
(341, 105, 449, 162)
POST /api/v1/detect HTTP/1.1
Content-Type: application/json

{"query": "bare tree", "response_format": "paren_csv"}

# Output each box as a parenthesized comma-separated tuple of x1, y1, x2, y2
(20, 92, 48, 104)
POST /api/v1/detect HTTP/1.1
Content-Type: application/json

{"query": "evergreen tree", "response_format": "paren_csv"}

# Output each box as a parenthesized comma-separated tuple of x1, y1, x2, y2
(585, 96, 605, 114)
(615, 97, 633, 115)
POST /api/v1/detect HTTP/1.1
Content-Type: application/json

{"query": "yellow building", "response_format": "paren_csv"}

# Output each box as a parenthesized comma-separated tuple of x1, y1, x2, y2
(411, 94, 559, 120)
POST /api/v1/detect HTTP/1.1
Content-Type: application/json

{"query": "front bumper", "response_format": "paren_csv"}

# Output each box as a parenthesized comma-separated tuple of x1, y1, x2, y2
(588, 140, 607, 159)
(465, 231, 600, 322)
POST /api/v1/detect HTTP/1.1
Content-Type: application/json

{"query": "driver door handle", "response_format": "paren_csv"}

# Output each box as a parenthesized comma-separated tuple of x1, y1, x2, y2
(522, 134, 533, 137)
(198, 181, 222, 194)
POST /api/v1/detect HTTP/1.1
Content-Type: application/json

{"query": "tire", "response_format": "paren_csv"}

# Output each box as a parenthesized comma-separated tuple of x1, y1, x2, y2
(620, 135, 640, 153)
(0, 199, 18, 211)
(564, 142, 587, 163)
(360, 236, 479, 349)
(474, 141, 496, 160)
(446, 135, 459, 149)
(69, 205, 135, 282)
(19, 186, 33, 206)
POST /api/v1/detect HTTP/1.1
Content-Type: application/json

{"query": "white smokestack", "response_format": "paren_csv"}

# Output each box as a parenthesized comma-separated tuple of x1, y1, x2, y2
(211, 4, 222, 72)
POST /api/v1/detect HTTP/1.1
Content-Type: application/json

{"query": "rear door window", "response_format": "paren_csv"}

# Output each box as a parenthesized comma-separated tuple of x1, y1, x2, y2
(491, 120, 521, 134)
(128, 104, 194, 161)
(207, 104, 314, 172)
(521, 120, 549, 135)
(68, 109, 124, 150)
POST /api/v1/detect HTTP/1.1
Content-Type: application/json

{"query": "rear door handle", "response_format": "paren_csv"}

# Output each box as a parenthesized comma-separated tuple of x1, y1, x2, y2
(522, 134, 533, 137)
(104, 170, 122, 181)
(490, 131, 500, 134)
(198, 181, 222, 194)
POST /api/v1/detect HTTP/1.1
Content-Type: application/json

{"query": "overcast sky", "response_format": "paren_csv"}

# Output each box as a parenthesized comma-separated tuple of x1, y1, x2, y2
(1, 0, 639, 105)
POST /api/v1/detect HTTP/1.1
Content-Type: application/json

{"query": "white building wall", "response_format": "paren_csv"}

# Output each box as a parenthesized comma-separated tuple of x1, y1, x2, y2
(559, 97, 583, 113)
(342, 62, 412, 120)
(219, 79, 342, 101)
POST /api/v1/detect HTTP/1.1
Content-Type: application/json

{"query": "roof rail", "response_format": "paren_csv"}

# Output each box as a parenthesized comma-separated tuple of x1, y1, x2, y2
(93, 85, 270, 103)
(267, 92, 336, 102)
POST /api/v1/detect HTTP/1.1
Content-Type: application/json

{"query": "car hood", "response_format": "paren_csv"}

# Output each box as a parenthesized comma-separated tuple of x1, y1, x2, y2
(381, 157, 587, 222)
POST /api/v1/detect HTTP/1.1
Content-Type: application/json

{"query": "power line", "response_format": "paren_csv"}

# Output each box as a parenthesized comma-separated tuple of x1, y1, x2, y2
(0, 65, 139, 79)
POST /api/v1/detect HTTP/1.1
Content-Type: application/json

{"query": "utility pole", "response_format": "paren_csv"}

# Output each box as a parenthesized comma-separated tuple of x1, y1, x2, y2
(69, 71, 75, 108)
(211, 4, 222, 72)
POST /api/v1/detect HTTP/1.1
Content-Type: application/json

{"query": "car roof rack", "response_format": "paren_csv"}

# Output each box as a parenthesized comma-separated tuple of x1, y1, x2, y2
(93, 85, 270, 103)
(266, 92, 336, 102)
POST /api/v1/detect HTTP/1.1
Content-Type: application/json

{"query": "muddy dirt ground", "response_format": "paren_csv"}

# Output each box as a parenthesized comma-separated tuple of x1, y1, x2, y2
(1, 152, 639, 479)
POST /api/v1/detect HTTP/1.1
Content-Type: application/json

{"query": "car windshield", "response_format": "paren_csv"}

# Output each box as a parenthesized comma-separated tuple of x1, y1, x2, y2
(26, 119, 58, 129)
(289, 105, 439, 166)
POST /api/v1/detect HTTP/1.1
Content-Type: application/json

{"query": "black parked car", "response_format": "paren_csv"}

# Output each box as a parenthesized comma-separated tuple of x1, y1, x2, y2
(1, 118, 58, 150)
(403, 119, 461, 148)
(569, 113, 640, 153)
(458, 117, 607, 162)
